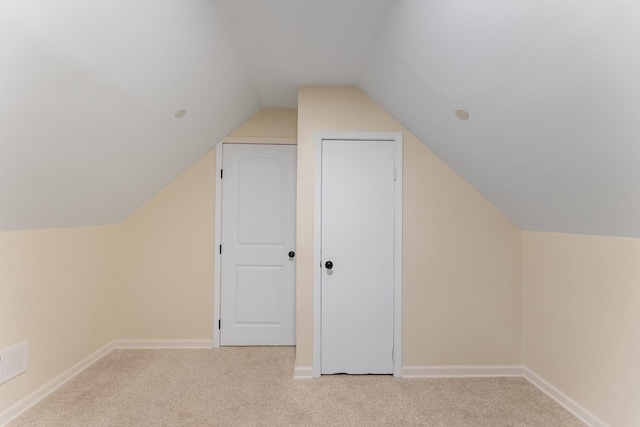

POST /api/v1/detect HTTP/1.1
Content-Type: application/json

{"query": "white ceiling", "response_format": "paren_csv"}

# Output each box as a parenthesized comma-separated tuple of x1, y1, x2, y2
(221, 0, 389, 107)
(1, 0, 638, 237)
(0, 0, 260, 229)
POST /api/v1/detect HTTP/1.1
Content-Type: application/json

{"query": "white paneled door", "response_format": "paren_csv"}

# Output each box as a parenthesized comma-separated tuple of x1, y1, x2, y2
(220, 144, 296, 345)
(321, 139, 397, 374)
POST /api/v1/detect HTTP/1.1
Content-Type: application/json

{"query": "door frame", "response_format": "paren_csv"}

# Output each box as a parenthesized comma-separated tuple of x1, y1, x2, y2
(213, 142, 224, 347)
(213, 138, 297, 347)
(313, 131, 403, 377)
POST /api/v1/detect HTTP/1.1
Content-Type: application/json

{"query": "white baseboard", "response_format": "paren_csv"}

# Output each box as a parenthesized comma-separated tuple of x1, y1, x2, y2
(293, 365, 313, 379)
(112, 339, 213, 349)
(402, 365, 523, 378)
(0, 341, 115, 427)
(523, 367, 608, 427)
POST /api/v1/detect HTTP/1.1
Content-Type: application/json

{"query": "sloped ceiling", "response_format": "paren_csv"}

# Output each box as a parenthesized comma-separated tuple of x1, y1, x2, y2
(0, 0, 260, 230)
(1, 0, 638, 237)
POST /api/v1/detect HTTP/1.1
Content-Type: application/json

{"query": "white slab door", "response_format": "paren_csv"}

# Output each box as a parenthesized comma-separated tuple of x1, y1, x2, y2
(220, 144, 296, 345)
(320, 139, 398, 374)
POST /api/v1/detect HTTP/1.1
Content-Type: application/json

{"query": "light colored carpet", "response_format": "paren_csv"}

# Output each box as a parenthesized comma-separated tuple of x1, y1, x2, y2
(10, 347, 584, 426)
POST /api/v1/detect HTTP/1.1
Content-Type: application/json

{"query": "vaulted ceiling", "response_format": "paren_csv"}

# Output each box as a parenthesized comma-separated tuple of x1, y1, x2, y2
(2, 0, 638, 237)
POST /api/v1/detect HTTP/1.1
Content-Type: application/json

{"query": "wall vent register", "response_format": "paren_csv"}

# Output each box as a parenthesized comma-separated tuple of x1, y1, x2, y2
(0, 340, 29, 385)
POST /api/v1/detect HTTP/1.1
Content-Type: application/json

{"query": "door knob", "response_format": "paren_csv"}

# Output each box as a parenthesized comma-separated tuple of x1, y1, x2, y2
(325, 261, 333, 270)
(288, 251, 295, 258)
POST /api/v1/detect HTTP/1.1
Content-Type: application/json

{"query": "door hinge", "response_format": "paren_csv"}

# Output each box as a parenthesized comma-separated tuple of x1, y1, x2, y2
(218, 319, 221, 330)
(220, 169, 223, 179)
(393, 168, 397, 181)
(219, 244, 222, 254)
(392, 349, 396, 363)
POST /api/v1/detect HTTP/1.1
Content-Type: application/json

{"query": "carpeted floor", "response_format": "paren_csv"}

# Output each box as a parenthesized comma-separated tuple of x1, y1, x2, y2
(10, 347, 584, 426)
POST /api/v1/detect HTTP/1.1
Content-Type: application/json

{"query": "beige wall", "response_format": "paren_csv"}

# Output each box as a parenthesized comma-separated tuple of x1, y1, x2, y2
(229, 108, 298, 138)
(523, 231, 640, 427)
(0, 226, 117, 413)
(115, 150, 217, 339)
(296, 86, 522, 367)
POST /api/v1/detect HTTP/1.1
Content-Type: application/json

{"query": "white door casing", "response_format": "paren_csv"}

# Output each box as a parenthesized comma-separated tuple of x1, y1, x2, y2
(219, 144, 296, 346)
(314, 132, 403, 377)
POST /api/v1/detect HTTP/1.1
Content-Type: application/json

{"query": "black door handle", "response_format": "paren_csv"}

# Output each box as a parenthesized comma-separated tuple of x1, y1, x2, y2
(325, 261, 333, 270)
(288, 251, 295, 258)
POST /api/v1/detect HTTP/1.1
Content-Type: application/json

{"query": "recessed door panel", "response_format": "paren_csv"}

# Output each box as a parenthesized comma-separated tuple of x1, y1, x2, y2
(237, 159, 285, 246)
(234, 266, 282, 324)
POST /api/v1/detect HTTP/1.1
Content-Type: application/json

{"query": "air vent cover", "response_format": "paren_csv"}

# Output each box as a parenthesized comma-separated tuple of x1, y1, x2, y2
(0, 340, 28, 384)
